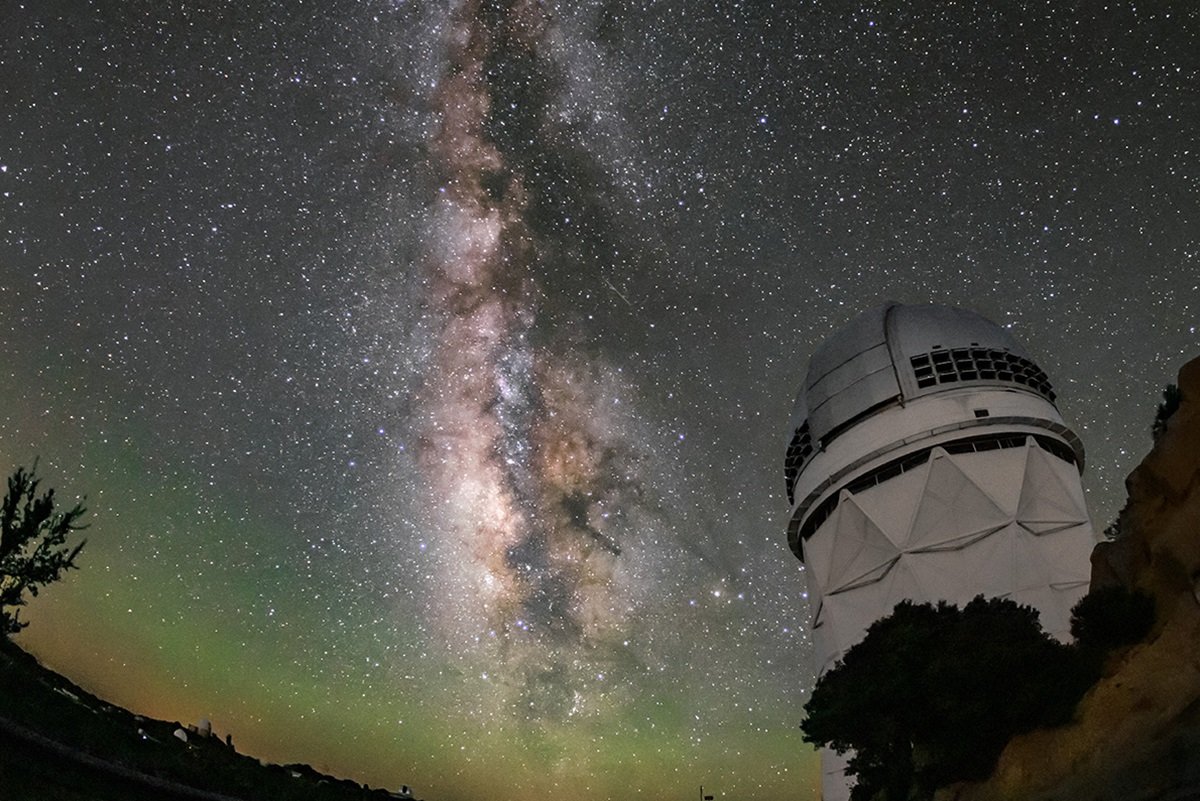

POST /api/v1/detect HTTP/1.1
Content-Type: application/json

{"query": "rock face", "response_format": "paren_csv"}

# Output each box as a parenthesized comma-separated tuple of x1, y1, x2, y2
(939, 355, 1200, 801)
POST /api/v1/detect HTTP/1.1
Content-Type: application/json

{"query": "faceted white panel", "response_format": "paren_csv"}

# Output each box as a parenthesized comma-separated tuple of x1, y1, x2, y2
(849, 463, 928, 548)
(906, 451, 1012, 551)
(1021, 520, 1081, 535)
(910, 521, 1009, 553)
(903, 549, 989, 604)
(948, 442, 1029, 515)
(1017, 445, 1090, 532)
(801, 501, 841, 595)
(1010, 530, 1063, 592)
(866, 557, 928, 615)
(805, 439, 1097, 678)
(1034, 522, 1095, 580)
(821, 749, 854, 801)
(838, 559, 900, 594)
(811, 610, 838, 671)
(824, 496, 901, 594)
(1043, 583, 1091, 641)
(949, 524, 1027, 599)
(817, 592, 878, 666)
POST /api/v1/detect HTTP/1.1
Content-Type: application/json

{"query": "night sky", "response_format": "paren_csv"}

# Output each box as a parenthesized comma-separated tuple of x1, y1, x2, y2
(2, 2, 1197, 800)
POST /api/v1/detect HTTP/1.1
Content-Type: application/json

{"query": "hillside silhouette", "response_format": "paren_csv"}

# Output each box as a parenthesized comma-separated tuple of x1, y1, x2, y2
(0, 637, 416, 801)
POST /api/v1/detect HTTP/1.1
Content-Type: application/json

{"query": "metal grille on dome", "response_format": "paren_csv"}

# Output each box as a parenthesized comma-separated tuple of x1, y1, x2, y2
(784, 421, 813, 504)
(910, 348, 1055, 401)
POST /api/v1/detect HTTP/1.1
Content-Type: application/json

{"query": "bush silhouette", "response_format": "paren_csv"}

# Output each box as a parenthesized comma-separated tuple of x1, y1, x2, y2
(1070, 585, 1155, 655)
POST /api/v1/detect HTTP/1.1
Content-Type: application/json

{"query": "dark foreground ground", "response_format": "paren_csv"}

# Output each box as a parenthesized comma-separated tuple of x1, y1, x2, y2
(0, 717, 241, 801)
(0, 637, 409, 801)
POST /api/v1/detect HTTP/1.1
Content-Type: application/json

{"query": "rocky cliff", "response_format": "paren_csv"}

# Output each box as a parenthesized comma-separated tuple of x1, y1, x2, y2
(939, 355, 1200, 801)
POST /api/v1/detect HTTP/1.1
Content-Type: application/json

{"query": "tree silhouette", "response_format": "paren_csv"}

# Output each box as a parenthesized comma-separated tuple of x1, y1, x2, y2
(0, 465, 88, 635)
(802, 596, 1093, 801)
(1070, 585, 1155, 656)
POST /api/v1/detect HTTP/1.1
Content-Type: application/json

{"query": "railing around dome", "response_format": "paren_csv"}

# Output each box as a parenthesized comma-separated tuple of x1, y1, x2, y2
(793, 432, 1078, 552)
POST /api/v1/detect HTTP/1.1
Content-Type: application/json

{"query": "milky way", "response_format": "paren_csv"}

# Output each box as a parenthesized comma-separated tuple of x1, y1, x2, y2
(414, 0, 656, 719)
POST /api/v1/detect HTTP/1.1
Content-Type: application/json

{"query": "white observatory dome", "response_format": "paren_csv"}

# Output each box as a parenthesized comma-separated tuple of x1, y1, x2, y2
(803, 302, 1053, 444)
(783, 302, 1096, 801)
(785, 303, 1084, 533)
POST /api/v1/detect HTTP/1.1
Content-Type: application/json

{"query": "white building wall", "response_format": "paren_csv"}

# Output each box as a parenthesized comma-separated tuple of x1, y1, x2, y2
(803, 437, 1094, 799)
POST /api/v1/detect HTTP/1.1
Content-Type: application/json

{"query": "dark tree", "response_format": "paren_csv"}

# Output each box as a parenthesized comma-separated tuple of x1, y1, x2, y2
(801, 600, 943, 800)
(802, 596, 1093, 801)
(1070, 585, 1155, 655)
(0, 465, 88, 635)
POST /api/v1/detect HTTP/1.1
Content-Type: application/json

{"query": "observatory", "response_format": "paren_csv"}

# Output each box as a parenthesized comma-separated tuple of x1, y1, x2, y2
(784, 303, 1095, 800)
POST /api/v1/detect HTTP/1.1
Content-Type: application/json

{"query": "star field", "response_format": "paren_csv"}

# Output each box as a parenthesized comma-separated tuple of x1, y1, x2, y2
(1, 2, 1198, 800)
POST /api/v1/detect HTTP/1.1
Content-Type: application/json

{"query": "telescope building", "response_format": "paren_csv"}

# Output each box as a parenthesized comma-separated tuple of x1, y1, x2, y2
(784, 303, 1095, 800)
